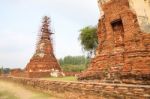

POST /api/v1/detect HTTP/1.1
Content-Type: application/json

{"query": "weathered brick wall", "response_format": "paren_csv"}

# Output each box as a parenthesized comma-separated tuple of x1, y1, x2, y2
(27, 71, 51, 78)
(10, 69, 26, 77)
(79, 0, 150, 81)
(0, 76, 149, 99)
(64, 72, 80, 76)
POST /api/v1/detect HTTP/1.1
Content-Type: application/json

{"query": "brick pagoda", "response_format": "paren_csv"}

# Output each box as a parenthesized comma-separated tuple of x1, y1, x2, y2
(25, 16, 61, 78)
(78, 0, 150, 83)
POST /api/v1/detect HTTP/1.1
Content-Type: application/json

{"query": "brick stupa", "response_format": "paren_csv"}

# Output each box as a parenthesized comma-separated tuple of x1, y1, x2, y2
(78, 0, 150, 83)
(26, 16, 61, 78)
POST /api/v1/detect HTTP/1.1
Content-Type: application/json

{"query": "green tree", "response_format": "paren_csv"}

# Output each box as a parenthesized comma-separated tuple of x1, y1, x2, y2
(78, 26, 98, 57)
(61, 65, 86, 72)
(59, 56, 88, 66)
(59, 55, 89, 72)
(3, 68, 10, 74)
(0, 67, 2, 75)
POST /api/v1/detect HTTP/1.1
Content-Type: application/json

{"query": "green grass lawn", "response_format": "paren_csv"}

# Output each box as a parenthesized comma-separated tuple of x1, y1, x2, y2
(41, 76, 77, 82)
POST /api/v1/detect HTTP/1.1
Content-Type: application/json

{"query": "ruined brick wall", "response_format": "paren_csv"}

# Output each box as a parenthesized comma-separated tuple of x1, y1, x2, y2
(27, 71, 50, 78)
(79, 0, 150, 81)
(0, 77, 149, 99)
(10, 69, 26, 77)
(10, 70, 62, 78)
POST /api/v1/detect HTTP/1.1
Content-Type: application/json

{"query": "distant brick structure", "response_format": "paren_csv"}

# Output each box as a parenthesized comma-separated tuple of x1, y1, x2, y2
(78, 0, 150, 82)
(25, 16, 61, 78)
(10, 68, 25, 77)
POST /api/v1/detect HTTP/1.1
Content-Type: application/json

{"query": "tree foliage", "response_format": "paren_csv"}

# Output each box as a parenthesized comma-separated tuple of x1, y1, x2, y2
(0, 67, 2, 75)
(2, 68, 10, 74)
(59, 56, 88, 66)
(59, 56, 89, 72)
(0, 67, 10, 74)
(61, 65, 86, 72)
(78, 26, 98, 56)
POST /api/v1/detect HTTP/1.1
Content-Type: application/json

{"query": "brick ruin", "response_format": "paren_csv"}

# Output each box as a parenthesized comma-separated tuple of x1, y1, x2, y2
(1, 77, 150, 99)
(78, 0, 150, 83)
(25, 16, 62, 78)
(10, 68, 24, 77)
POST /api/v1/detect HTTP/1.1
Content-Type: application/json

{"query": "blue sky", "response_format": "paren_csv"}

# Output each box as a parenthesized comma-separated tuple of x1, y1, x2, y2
(0, 0, 100, 68)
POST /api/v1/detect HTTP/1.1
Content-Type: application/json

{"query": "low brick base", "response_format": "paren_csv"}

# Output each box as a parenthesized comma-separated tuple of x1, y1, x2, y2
(27, 72, 51, 78)
(0, 76, 149, 99)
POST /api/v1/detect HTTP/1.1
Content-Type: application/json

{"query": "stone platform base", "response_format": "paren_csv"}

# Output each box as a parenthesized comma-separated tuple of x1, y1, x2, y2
(0, 76, 149, 99)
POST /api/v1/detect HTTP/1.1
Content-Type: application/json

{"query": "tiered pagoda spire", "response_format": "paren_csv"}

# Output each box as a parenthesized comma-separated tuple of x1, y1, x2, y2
(35, 16, 54, 56)
(25, 16, 61, 77)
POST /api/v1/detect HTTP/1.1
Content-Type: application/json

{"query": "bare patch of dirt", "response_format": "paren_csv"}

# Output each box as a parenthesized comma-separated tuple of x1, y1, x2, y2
(0, 80, 61, 99)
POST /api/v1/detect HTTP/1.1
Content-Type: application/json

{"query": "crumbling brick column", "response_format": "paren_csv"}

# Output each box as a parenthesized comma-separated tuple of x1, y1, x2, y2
(78, 0, 150, 83)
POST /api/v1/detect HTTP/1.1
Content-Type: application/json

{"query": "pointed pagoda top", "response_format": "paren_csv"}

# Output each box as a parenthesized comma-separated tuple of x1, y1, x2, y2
(40, 16, 53, 40)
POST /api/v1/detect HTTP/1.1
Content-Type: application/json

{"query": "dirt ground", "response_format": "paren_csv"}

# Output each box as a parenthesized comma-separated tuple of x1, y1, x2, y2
(0, 80, 61, 99)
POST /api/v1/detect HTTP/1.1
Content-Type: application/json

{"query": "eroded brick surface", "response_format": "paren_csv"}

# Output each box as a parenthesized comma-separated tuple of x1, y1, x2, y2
(25, 16, 61, 77)
(78, 0, 150, 83)
(0, 77, 149, 99)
